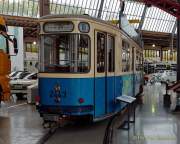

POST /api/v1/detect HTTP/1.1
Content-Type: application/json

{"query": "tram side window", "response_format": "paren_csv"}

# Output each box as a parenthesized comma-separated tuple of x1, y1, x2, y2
(78, 35, 90, 72)
(136, 51, 142, 71)
(122, 40, 130, 72)
(97, 32, 106, 73)
(108, 35, 115, 72)
(140, 53, 143, 71)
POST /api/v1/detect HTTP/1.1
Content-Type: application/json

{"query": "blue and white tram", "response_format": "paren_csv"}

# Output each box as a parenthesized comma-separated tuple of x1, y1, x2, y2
(37, 15, 144, 122)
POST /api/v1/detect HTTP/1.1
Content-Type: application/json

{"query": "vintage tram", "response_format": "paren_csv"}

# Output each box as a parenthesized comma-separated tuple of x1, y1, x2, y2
(37, 15, 143, 122)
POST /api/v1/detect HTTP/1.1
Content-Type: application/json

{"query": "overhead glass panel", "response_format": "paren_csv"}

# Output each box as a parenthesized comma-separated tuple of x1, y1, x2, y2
(121, 15, 140, 44)
(123, 1, 145, 29)
(0, 0, 177, 34)
(50, 0, 103, 17)
(100, 0, 121, 20)
(142, 6, 176, 33)
(50, 0, 122, 21)
(0, 0, 39, 17)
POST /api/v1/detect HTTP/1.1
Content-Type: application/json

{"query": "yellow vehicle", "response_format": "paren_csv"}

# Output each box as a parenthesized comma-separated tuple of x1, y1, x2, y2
(0, 16, 18, 103)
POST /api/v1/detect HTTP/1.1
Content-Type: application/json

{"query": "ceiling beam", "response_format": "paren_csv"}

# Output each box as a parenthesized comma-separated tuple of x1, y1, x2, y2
(138, 5, 148, 31)
(0, 14, 38, 27)
(39, 0, 50, 17)
(141, 0, 180, 19)
(97, 0, 105, 18)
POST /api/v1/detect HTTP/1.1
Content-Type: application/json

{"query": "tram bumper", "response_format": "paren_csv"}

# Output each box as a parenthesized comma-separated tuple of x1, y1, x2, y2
(39, 105, 94, 116)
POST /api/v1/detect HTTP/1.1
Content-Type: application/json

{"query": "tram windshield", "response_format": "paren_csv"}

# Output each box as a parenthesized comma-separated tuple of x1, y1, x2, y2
(40, 34, 90, 73)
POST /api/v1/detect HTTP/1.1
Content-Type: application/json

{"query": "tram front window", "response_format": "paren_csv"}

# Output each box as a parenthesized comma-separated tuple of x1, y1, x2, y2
(41, 34, 90, 73)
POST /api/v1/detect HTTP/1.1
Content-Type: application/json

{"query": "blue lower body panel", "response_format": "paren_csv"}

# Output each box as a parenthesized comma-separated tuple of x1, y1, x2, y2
(39, 77, 94, 116)
(38, 73, 143, 120)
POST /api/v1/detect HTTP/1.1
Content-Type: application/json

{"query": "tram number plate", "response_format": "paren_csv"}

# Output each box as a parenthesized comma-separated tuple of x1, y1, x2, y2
(43, 114, 59, 121)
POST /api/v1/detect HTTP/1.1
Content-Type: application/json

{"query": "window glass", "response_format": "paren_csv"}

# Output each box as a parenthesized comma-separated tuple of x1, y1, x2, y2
(0, 35, 7, 53)
(26, 43, 31, 52)
(136, 50, 143, 71)
(25, 42, 38, 53)
(79, 22, 90, 33)
(97, 32, 106, 73)
(44, 22, 74, 33)
(122, 40, 130, 72)
(136, 51, 139, 71)
(107, 35, 115, 72)
(28, 74, 37, 80)
(42, 34, 90, 73)
(19, 72, 31, 79)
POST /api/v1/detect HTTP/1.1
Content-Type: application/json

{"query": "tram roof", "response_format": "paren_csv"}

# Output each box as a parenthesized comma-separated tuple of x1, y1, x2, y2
(40, 14, 142, 48)
(40, 14, 119, 28)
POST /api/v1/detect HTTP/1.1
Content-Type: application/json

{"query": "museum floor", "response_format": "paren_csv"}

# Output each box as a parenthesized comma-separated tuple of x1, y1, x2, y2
(0, 83, 180, 144)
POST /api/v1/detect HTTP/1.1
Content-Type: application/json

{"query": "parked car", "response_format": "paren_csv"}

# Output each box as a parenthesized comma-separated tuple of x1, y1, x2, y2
(10, 72, 38, 98)
(161, 70, 176, 83)
(9, 71, 27, 80)
(9, 71, 18, 77)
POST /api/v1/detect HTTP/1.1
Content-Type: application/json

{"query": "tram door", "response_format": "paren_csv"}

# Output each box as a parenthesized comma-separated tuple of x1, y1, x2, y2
(132, 47, 135, 97)
(94, 31, 115, 117)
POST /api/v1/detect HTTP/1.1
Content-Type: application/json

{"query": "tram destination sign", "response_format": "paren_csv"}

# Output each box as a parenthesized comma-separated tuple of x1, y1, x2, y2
(44, 22, 74, 33)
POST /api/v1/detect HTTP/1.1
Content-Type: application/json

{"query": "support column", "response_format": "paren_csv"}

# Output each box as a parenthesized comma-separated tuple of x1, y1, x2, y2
(160, 47, 163, 61)
(39, 0, 50, 17)
(138, 5, 148, 32)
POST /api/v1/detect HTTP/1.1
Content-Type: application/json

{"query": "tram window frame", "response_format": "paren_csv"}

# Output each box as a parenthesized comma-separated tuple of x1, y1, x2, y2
(107, 35, 115, 72)
(136, 51, 139, 71)
(136, 50, 142, 71)
(97, 32, 106, 73)
(41, 33, 91, 73)
(140, 53, 143, 71)
(122, 40, 130, 72)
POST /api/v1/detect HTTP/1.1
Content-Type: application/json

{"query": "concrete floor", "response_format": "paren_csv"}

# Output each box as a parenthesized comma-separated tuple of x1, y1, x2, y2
(0, 83, 180, 144)
(114, 83, 180, 144)
(0, 102, 46, 144)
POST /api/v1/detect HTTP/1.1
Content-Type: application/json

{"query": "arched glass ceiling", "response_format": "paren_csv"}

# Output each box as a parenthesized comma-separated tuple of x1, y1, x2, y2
(0, 0, 39, 17)
(124, 1, 145, 29)
(0, 0, 177, 33)
(49, 0, 122, 20)
(142, 6, 176, 33)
